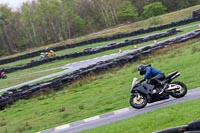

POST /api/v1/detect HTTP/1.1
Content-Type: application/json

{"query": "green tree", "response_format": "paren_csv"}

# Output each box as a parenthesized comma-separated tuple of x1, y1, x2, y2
(160, 0, 189, 11)
(117, 0, 138, 22)
(142, 2, 167, 18)
(131, 0, 155, 15)
(0, 5, 18, 54)
(189, 0, 200, 5)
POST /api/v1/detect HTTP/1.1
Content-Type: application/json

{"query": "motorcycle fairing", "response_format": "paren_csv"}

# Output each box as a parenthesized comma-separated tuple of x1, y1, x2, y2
(149, 94, 169, 103)
(131, 82, 154, 95)
(131, 82, 170, 103)
(143, 83, 154, 93)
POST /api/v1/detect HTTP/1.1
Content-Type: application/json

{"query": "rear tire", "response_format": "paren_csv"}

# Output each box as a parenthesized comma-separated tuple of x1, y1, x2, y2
(169, 81, 187, 98)
(130, 93, 147, 109)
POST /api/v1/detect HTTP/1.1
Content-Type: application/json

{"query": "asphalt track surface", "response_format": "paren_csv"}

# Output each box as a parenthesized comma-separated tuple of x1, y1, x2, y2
(38, 87, 200, 133)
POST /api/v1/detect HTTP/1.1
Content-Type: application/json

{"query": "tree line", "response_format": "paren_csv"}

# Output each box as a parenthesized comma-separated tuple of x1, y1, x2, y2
(0, 0, 199, 56)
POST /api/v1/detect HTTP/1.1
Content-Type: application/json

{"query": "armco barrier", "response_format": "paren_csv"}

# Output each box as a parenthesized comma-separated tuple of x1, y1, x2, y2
(0, 10, 200, 65)
(154, 119, 200, 133)
(2, 28, 180, 73)
(0, 29, 200, 110)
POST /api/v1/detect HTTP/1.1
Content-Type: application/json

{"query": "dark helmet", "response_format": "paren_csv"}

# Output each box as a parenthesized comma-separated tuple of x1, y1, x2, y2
(45, 47, 49, 50)
(137, 64, 146, 75)
(45, 47, 50, 52)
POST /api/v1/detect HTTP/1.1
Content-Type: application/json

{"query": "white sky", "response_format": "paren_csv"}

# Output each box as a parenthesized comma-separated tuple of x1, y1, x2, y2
(0, 0, 32, 10)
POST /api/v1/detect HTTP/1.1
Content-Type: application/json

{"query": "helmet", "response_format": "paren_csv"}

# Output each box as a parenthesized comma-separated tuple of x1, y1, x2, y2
(45, 47, 50, 52)
(137, 64, 146, 75)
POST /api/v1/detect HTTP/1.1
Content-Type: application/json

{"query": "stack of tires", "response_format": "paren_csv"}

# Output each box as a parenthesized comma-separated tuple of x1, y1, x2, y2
(192, 10, 200, 18)
(154, 119, 200, 133)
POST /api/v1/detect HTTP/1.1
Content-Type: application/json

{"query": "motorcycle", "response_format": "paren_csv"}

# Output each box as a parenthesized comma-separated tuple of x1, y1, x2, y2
(40, 50, 55, 59)
(0, 71, 7, 79)
(129, 71, 187, 109)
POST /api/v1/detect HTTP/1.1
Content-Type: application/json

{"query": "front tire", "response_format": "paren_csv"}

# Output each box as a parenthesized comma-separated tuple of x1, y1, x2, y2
(130, 93, 147, 109)
(169, 81, 187, 98)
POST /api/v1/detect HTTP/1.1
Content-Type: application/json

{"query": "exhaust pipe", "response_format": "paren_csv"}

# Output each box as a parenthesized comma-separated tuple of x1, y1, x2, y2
(171, 72, 180, 80)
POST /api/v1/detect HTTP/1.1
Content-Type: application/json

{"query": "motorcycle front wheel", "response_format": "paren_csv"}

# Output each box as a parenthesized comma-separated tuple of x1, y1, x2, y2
(169, 81, 187, 98)
(130, 93, 147, 109)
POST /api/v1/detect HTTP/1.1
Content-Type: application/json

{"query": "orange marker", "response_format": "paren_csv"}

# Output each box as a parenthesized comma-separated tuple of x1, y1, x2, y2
(119, 48, 122, 53)
(154, 40, 157, 45)
(134, 45, 137, 49)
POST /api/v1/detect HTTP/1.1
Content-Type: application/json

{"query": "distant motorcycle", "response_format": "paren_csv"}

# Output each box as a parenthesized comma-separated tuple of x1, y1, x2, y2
(40, 50, 55, 59)
(130, 71, 187, 109)
(0, 71, 7, 79)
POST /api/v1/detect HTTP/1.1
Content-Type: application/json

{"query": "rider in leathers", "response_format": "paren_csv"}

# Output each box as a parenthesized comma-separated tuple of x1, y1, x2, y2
(137, 64, 167, 94)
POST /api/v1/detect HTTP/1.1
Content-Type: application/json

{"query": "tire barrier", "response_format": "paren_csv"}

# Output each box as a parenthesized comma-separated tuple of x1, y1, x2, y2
(154, 118, 200, 133)
(193, 10, 200, 18)
(0, 10, 200, 65)
(0, 29, 200, 110)
(1, 28, 181, 74)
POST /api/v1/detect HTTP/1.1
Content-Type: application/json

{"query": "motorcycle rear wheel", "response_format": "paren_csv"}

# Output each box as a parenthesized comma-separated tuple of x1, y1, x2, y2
(130, 93, 147, 109)
(169, 81, 187, 98)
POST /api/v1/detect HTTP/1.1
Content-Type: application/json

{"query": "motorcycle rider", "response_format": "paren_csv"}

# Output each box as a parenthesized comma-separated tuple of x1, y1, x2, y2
(44, 47, 55, 57)
(45, 47, 50, 53)
(137, 64, 168, 94)
(0, 70, 6, 79)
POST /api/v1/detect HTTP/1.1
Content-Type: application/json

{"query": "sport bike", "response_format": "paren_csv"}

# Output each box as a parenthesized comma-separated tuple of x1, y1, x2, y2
(130, 71, 187, 109)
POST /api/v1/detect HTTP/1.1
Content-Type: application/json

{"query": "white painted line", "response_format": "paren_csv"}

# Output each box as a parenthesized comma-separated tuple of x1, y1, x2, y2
(114, 107, 130, 114)
(55, 124, 70, 130)
(83, 116, 100, 122)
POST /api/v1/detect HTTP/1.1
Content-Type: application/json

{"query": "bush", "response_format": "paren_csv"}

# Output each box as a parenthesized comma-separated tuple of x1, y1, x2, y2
(142, 2, 167, 19)
(117, 1, 138, 22)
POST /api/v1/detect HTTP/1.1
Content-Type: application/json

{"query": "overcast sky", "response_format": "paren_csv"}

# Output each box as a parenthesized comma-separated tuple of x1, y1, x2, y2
(0, 0, 32, 10)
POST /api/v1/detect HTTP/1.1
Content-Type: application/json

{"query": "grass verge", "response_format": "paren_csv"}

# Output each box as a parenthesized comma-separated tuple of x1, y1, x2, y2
(0, 68, 63, 90)
(82, 99, 200, 133)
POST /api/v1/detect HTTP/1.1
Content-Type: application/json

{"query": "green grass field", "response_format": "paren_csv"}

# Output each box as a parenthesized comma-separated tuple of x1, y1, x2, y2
(0, 37, 199, 133)
(0, 23, 199, 90)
